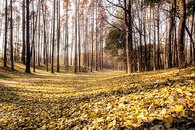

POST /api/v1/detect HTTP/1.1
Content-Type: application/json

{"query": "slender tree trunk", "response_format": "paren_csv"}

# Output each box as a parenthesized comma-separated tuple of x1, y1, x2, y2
(194, 15, 195, 64)
(166, 4, 173, 68)
(177, 0, 186, 67)
(10, 0, 14, 70)
(50, 22, 52, 63)
(157, 4, 160, 69)
(25, 0, 30, 73)
(78, 0, 81, 72)
(138, 0, 142, 72)
(95, 1, 98, 71)
(4, 0, 7, 67)
(148, 7, 151, 70)
(51, 0, 55, 73)
(71, 22, 74, 66)
(124, 0, 133, 73)
(38, 0, 41, 66)
(143, 9, 147, 71)
(66, 1, 69, 71)
(42, 1, 47, 71)
(22, 0, 25, 64)
(153, 9, 156, 70)
(57, 0, 60, 72)
(74, 0, 78, 73)
(32, 0, 37, 72)
(91, 0, 94, 72)
(99, 21, 102, 70)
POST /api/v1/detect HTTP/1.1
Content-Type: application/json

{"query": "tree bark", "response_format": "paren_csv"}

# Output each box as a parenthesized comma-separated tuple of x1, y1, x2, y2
(74, 0, 78, 73)
(57, 0, 60, 72)
(78, 0, 81, 72)
(4, 0, 7, 67)
(10, 0, 14, 70)
(51, 0, 55, 73)
(91, 0, 94, 72)
(22, 0, 25, 64)
(153, 8, 156, 70)
(177, 0, 186, 67)
(166, 4, 173, 68)
(25, 0, 30, 73)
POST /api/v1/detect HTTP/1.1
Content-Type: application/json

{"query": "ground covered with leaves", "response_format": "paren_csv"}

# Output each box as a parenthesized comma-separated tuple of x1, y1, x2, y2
(0, 62, 195, 129)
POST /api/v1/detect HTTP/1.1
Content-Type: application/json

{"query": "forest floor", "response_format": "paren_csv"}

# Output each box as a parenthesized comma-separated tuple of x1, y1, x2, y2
(0, 60, 195, 129)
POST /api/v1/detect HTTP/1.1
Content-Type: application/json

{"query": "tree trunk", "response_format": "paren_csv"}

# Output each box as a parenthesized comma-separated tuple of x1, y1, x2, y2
(42, 1, 47, 71)
(138, 0, 142, 72)
(25, 0, 30, 73)
(153, 8, 156, 70)
(78, 0, 81, 72)
(177, 0, 186, 67)
(4, 0, 7, 67)
(74, 0, 78, 73)
(124, 0, 133, 74)
(66, 1, 69, 72)
(91, 0, 94, 72)
(22, 0, 25, 64)
(10, 0, 14, 70)
(51, 0, 55, 73)
(148, 7, 151, 70)
(143, 9, 147, 71)
(157, 4, 160, 69)
(57, 0, 60, 72)
(166, 4, 174, 68)
(95, 1, 98, 71)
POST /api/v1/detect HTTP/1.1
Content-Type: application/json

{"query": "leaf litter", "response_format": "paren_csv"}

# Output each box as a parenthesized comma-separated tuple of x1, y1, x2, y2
(0, 67, 195, 129)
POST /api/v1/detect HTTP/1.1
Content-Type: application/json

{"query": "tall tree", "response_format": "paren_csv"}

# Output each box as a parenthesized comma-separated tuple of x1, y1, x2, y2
(4, 0, 7, 67)
(51, 0, 55, 73)
(157, 4, 160, 69)
(10, 0, 14, 70)
(95, 1, 98, 71)
(22, 0, 25, 64)
(74, 0, 78, 73)
(66, 0, 69, 72)
(57, 0, 60, 72)
(166, 3, 174, 68)
(25, 0, 30, 73)
(38, 0, 41, 66)
(177, 0, 186, 67)
(124, 0, 133, 73)
(42, 0, 48, 71)
(153, 8, 156, 70)
(78, 0, 81, 72)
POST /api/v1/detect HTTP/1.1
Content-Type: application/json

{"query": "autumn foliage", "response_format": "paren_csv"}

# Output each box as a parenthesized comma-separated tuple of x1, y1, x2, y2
(0, 61, 195, 129)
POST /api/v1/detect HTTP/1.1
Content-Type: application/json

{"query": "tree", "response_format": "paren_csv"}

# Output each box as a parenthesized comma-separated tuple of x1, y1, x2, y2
(91, 0, 94, 72)
(165, 3, 174, 69)
(74, 0, 78, 73)
(22, 0, 25, 64)
(4, 0, 7, 67)
(38, 0, 41, 66)
(25, 0, 30, 73)
(32, 0, 38, 72)
(10, 0, 14, 70)
(177, 0, 186, 67)
(51, 0, 55, 73)
(153, 8, 156, 70)
(124, 0, 133, 73)
(57, 0, 60, 72)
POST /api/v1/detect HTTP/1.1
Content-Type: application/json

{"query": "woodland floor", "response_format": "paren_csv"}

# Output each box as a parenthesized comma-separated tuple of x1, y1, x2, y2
(0, 60, 195, 130)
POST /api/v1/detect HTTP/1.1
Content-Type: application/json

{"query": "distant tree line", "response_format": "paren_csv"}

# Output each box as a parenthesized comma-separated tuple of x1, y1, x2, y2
(104, 0, 195, 73)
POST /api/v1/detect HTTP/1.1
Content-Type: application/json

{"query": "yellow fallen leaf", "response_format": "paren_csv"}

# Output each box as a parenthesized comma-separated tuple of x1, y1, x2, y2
(164, 94, 170, 98)
(137, 118, 142, 125)
(96, 118, 104, 123)
(160, 108, 167, 115)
